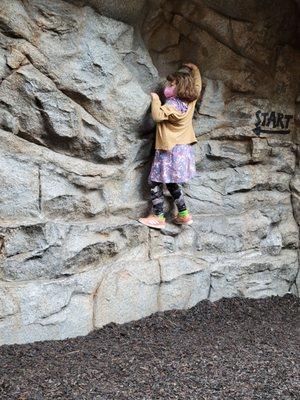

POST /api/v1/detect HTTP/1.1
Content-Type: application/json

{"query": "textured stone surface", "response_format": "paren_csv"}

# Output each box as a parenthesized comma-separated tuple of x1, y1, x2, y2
(0, 0, 299, 345)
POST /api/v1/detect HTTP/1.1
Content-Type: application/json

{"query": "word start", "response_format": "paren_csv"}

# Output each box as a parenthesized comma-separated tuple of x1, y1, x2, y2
(253, 110, 293, 136)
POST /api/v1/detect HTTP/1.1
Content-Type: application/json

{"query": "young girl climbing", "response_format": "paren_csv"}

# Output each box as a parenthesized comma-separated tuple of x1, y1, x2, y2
(139, 62, 202, 229)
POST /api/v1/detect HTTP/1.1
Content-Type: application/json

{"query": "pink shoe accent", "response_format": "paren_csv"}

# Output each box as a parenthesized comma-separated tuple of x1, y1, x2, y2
(173, 214, 193, 225)
(138, 214, 166, 229)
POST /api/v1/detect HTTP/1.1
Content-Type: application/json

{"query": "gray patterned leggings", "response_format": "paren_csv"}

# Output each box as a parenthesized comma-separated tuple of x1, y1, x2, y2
(149, 181, 187, 216)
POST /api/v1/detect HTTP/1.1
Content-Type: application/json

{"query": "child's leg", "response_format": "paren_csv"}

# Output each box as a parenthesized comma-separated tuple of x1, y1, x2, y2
(138, 180, 165, 229)
(166, 183, 189, 217)
(149, 181, 165, 218)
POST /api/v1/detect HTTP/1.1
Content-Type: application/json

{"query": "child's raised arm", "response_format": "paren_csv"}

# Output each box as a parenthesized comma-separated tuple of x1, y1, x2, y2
(183, 63, 202, 99)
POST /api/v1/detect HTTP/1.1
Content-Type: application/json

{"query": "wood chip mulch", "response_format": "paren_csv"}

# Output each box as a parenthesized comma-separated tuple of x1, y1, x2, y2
(0, 294, 299, 400)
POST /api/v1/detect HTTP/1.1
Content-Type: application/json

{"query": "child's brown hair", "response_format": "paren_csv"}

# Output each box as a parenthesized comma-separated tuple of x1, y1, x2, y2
(166, 71, 199, 103)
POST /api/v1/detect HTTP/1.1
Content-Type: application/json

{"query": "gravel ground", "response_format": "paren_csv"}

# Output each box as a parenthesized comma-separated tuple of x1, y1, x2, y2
(0, 294, 299, 400)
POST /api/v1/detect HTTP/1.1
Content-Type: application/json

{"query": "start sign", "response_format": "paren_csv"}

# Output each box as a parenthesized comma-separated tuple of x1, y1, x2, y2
(253, 110, 293, 136)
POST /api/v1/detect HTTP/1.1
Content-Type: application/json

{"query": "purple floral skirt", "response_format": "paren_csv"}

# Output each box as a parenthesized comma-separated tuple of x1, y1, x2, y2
(149, 144, 196, 184)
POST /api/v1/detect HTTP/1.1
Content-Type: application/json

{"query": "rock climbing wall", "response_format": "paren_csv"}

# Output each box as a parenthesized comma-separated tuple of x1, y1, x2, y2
(0, 0, 299, 345)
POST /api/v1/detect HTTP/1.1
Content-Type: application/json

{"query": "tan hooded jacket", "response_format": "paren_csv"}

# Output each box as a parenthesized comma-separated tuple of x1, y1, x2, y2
(151, 66, 202, 151)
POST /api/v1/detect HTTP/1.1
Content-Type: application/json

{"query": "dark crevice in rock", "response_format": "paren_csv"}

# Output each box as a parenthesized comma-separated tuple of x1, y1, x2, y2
(17, 129, 47, 147)
(38, 166, 42, 213)
(227, 185, 289, 195)
(207, 273, 213, 300)
(0, 26, 27, 41)
(160, 269, 206, 286)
